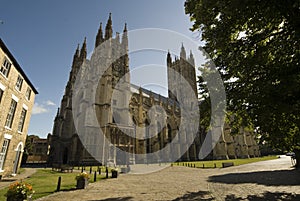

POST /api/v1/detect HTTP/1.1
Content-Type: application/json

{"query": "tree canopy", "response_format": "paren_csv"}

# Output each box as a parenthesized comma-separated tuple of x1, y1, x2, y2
(185, 0, 300, 151)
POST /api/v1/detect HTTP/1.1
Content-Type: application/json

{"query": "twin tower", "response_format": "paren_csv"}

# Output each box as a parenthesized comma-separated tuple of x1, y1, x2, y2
(49, 14, 199, 166)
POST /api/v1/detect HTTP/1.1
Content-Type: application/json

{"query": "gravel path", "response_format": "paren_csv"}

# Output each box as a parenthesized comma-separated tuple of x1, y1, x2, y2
(36, 155, 299, 201)
(0, 168, 37, 189)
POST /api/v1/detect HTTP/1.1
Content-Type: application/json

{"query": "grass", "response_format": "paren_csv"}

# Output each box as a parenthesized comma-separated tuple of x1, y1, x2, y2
(0, 168, 107, 200)
(173, 155, 278, 168)
(17, 168, 25, 174)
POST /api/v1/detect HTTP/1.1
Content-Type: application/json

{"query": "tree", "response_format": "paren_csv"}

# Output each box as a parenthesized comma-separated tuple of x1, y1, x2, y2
(185, 0, 300, 166)
(21, 135, 40, 165)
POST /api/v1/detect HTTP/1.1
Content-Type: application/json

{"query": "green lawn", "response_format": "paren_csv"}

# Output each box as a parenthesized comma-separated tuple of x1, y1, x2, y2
(173, 155, 278, 168)
(0, 168, 107, 200)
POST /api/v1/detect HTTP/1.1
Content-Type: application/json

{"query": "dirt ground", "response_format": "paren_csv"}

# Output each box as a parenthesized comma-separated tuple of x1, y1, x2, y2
(35, 155, 300, 201)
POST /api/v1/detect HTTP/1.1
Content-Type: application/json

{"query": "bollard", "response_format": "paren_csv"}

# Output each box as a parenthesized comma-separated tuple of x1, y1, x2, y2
(81, 166, 83, 173)
(214, 163, 216, 168)
(194, 164, 195, 168)
(202, 164, 204, 168)
(56, 176, 61, 192)
(106, 167, 109, 179)
(90, 166, 92, 174)
(94, 171, 97, 182)
(98, 167, 101, 175)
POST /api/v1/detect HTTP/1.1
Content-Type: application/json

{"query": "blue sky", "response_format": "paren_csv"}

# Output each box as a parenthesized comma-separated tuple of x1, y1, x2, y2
(0, 0, 202, 138)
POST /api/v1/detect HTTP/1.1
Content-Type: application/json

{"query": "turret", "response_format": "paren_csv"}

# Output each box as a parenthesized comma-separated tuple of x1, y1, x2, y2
(167, 51, 172, 67)
(180, 43, 186, 59)
(105, 13, 113, 40)
(55, 108, 60, 120)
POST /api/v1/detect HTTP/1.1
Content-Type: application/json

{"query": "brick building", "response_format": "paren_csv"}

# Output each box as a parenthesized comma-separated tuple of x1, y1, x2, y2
(0, 38, 38, 176)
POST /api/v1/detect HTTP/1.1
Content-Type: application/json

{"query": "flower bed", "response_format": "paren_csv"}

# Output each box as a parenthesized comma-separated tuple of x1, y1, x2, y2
(5, 181, 34, 201)
(75, 172, 90, 189)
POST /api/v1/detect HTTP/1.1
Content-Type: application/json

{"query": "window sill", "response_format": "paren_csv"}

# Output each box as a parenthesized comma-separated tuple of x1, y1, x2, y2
(4, 126, 12, 131)
(0, 72, 8, 80)
(14, 87, 22, 93)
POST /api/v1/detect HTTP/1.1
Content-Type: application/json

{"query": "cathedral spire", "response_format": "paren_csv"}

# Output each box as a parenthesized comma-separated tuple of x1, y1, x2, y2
(74, 44, 80, 58)
(72, 44, 80, 66)
(189, 50, 195, 66)
(123, 22, 127, 32)
(95, 22, 103, 47)
(122, 23, 128, 49)
(180, 43, 186, 59)
(80, 37, 87, 60)
(122, 23, 129, 74)
(105, 13, 113, 40)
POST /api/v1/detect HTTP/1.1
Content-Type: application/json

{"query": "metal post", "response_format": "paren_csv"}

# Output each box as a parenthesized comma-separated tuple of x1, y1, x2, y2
(106, 167, 109, 179)
(56, 176, 61, 192)
(94, 171, 97, 182)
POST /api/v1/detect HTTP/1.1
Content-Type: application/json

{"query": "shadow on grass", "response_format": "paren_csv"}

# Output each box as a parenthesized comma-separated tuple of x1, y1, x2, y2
(172, 190, 214, 201)
(88, 196, 133, 201)
(208, 169, 300, 186)
(225, 191, 300, 201)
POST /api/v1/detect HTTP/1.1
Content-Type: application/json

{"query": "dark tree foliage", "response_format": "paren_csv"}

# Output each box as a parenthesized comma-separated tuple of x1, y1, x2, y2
(185, 0, 300, 155)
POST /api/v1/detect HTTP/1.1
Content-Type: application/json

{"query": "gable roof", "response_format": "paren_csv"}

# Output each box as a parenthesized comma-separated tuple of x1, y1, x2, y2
(0, 38, 38, 94)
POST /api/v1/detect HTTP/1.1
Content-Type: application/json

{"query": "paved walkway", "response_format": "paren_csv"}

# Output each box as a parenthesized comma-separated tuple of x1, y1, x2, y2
(0, 168, 37, 189)
(35, 155, 300, 201)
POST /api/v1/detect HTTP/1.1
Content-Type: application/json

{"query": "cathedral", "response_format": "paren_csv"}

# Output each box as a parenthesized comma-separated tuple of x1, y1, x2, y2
(48, 14, 260, 167)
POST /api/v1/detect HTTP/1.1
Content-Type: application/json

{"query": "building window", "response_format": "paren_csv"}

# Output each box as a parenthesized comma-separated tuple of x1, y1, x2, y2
(0, 59, 11, 78)
(0, 88, 3, 103)
(5, 99, 17, 128)
(18, 108, 27, 132)
(0, 139, 10, 170)
(25, 88, 31, 100)
(15, 75, 23, 91)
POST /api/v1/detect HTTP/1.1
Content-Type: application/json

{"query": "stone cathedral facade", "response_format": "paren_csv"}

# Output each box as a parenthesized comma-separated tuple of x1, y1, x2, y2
(48, 14, 260, 167)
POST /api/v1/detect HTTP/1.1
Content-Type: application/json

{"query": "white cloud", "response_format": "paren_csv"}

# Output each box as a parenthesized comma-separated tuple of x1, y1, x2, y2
(32, 103, 48, 114)
(45, 100, 56, 106)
